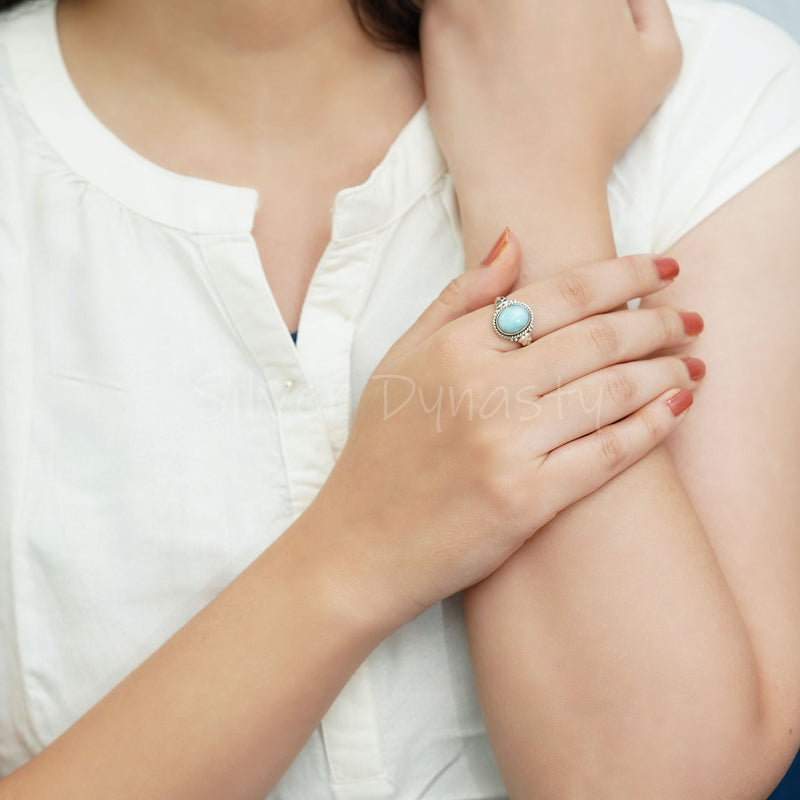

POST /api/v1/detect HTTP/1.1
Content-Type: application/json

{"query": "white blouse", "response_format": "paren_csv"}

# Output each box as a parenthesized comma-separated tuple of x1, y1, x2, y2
(1, 0, 799, 797)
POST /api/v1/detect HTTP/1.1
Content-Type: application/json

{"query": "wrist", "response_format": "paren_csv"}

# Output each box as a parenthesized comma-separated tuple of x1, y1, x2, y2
(451, 143, 611, 206)
(457, 172, 615, 279)
(278, 496, 415, 651)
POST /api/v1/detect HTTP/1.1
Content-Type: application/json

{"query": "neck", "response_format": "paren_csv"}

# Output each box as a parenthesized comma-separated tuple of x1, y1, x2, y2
(57, 0, 422, 144)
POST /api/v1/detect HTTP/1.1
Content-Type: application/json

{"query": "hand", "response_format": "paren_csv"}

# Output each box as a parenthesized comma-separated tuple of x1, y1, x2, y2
(421, 0, 682, 199)
(303, 232, 703, 629)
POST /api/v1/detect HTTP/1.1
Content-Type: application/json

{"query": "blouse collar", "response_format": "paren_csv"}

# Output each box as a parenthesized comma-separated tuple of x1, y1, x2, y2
(4, 0, 445, 237)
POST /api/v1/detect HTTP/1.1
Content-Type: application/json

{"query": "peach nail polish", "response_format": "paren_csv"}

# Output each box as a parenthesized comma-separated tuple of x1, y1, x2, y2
(680, 357, 706, 381)
(654, 257, 680, 281)
(679, 311, 704, 336)
(667, 389, 693, 417)
(482, 228, 510, 267)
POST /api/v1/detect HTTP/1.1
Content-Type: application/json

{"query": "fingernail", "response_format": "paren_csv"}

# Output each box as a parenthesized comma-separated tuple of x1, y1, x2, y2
(654, 256, 680, 281)
(482, 227, 510, 267)
(666, 388, 693, 417)
(679, 311, 704, 336)
(680, 356, 706, 381)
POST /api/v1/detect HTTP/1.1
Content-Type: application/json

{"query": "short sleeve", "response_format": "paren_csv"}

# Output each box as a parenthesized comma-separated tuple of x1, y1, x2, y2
(0, 38, 35, 556)
(609, 0, 800, 255)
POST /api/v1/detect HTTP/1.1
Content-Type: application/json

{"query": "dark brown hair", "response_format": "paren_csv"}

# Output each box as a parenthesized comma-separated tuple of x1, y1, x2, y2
(0, 0, 423, 51)
(348, 0, 421, 51)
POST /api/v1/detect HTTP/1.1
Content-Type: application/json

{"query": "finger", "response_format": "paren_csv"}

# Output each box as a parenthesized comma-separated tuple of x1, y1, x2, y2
(518, 306, 703, 395)
(462, 253, 680, 353)
(537, 387, 693, 518)
(383, 228, 521, 362)
(626, 0, 674, 33)
(530, 355, 702, 454)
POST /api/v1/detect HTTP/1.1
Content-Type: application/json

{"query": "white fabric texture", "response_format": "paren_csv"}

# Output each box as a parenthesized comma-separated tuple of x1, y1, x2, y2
(0, 0, 798, 797)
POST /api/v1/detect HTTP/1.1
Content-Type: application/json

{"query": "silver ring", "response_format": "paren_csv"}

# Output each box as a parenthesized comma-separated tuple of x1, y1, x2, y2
(492, 297, 534, 346)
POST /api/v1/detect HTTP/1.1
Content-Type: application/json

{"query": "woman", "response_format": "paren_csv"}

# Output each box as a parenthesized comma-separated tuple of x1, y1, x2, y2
(0, 1, 798, 799)
(422, 2, 800, 796)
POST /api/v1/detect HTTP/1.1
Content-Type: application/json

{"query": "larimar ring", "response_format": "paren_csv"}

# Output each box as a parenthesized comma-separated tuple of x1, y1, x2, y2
(492, 297, 534, 346)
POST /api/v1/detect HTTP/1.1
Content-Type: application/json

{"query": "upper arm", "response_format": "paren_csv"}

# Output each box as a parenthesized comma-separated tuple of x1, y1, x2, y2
(461, 8, 800, 796)
(645, 148, 800, 748)
(463, 152, 800, 800)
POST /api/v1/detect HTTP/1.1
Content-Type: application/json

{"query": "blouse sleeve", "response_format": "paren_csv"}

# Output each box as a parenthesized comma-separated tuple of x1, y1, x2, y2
(609, 0, 800, 254)
(0, 48, 34, 535)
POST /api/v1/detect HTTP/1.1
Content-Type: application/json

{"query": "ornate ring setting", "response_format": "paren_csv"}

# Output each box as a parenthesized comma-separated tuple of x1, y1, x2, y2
(492, 297, 534, 346)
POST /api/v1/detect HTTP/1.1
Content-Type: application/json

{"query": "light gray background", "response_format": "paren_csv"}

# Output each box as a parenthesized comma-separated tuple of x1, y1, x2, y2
(725, 0, 800, 41)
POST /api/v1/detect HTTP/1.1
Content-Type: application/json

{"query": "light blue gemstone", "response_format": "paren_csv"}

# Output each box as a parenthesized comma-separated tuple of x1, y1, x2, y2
(497, 303, 531, 336)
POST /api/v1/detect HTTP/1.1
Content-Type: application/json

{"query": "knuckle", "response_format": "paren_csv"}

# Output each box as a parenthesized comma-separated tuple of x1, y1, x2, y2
(671, 355, 693, 384)
(657, 30, 684, 78)
(648, 40, 683, 98)
(604, 369, 636, 405)
(597, 426, 627, 470)
(473, 440, 513, 502)
(436, 275, 469, 317)
(639, 406, 664, 443)
(557, 270, 593, 310)
(434, 326, 468, 364)
(481, 463, 515, 510)
(587, 318, 620, 357)
(627, 253, 657, 290)
(655, 306, 682, 341)
(467, 423, 528, 518)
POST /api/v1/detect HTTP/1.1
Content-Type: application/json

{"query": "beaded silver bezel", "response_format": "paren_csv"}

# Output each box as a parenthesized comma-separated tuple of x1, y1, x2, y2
(492, 297, 534, 346)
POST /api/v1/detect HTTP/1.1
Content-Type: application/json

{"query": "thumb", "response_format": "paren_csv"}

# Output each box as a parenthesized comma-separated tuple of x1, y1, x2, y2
(384, 228, 521, 362)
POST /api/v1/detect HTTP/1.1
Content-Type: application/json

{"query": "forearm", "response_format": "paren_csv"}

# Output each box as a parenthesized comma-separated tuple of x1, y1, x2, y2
(459, 186, 765, 797)
(0, 515, 386, 800)
(465, 454, 763, 798)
